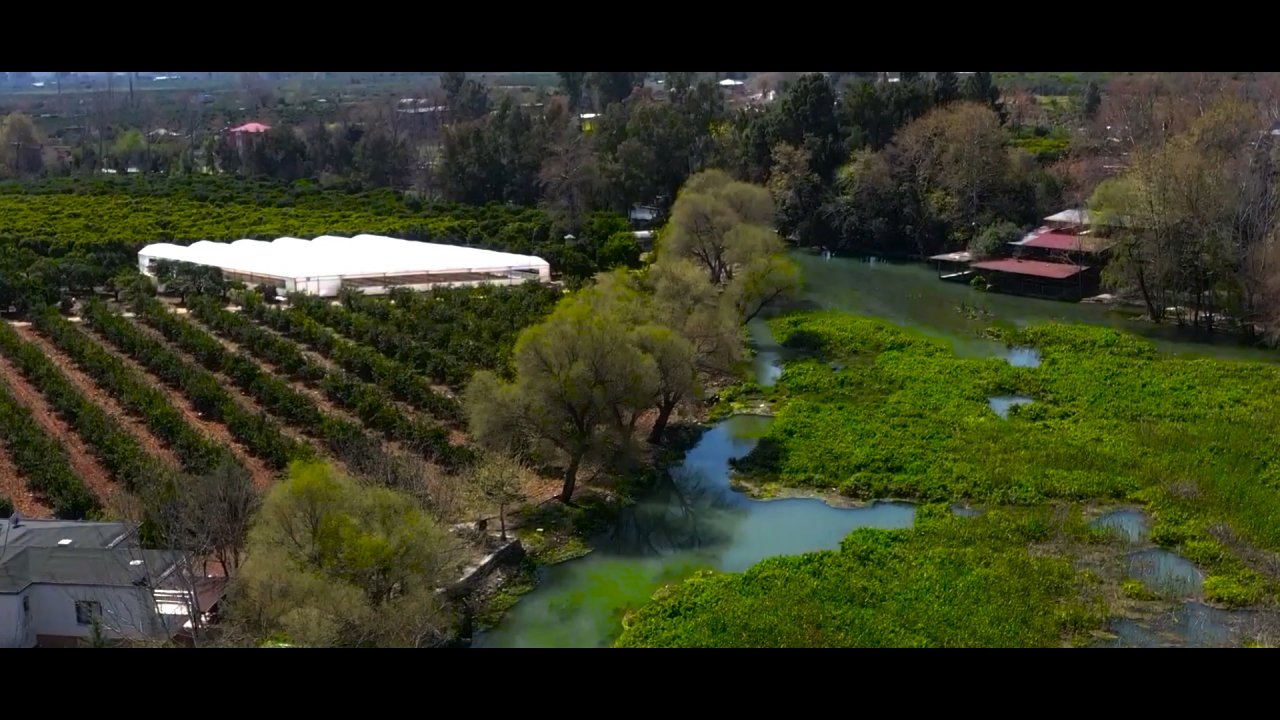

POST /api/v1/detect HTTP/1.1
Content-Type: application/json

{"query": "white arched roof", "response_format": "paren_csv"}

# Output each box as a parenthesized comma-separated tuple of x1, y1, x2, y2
(138, 235, 551, 282)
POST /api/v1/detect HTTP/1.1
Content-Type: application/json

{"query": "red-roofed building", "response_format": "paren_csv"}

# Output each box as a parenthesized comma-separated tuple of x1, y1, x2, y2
(1011, 228, 1115, 267)
(1019, 230, 1108, 253)
(969, 258, 1099, 300)
(227, 122, 272, 154)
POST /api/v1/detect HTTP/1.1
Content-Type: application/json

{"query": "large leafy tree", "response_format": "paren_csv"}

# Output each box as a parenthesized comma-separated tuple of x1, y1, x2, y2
(660, 170, 783, 281)
(465, 289, 656, 502)
(230, 461, 458, 647)
(771, 73, 845, 180)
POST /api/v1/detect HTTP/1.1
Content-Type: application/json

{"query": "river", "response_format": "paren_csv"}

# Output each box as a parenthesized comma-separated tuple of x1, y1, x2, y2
(474, 251, 1278, 648)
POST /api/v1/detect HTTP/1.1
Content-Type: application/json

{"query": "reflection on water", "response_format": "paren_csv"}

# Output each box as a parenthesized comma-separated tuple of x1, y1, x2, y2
(1004, 347, 1042, 367)
(988, 395, 1034, 419)
(1092, 508, 1151, 544)
(474, 416, 917, 648)
(1127, 548, 1204, 597)
(747, 319, 787, 387)
(1108, 602, 1263, 648)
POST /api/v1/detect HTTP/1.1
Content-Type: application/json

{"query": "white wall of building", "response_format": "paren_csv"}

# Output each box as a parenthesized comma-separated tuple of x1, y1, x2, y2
(0, 593, 36, 648)
(26, 584, 182, 643)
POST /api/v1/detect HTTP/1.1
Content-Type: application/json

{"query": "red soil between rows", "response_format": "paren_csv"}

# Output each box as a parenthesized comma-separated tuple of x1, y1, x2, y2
(121, 313, 328, 478)
(0, 349, 124, 514)
(0, 422, 53, 519)
(77, 321, 281, 491)
(182, 309, 447, 475)
(17, 324, 182, 471)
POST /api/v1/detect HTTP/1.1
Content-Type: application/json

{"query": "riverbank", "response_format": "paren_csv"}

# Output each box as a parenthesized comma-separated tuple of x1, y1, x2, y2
(464, 417, 715, 638)
(465, 319, 787, 639)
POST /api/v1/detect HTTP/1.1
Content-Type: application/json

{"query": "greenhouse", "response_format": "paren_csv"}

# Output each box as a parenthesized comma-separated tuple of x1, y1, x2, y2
(137, 235, 553, 297)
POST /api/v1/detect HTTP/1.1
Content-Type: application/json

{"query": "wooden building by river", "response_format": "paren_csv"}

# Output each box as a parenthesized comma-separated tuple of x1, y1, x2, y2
(968, 257, 1100, 301)
(929, 251, 973, 282)
(928, 208, 1112, 302)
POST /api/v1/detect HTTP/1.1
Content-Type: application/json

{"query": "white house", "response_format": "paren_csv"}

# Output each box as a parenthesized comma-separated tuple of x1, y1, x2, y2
(0, 516, 199, 648)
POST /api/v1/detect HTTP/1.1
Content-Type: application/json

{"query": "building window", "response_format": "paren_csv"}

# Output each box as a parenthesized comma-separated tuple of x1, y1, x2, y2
(22, 596, 30, 614)
(75, 600, 101, 626)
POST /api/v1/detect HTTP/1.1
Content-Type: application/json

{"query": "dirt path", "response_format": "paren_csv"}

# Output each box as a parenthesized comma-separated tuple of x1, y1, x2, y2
(76, 323, 280, 491)
(0, 427, 53, 519)
(17, 324, 182, 471)
(0, 352, 124, 514)
(521, 473, 564, 505)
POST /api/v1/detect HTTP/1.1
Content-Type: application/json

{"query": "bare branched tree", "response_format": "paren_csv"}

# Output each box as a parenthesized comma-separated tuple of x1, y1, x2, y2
(466, 450, 528, 541)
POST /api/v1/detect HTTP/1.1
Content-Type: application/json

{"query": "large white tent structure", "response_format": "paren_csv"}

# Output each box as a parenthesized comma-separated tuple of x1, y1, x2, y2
(137, 235, 552, 297)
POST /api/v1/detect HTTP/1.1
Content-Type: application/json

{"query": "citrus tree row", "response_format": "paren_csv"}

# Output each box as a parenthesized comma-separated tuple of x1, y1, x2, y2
(0, 321, 166, 493)
(186, 296, 471, 469)
(340, 284, 562, 382)
(0, 376, 99, 518)
(130, 297, 439, 484)
(286, 293, 471, 387)
(31, 310, 237, 476)
(238, 293, 461, 422)
(81, 299, 309, 470)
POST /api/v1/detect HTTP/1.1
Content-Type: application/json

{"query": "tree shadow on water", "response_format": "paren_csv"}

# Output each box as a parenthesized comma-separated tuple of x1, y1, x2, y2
(601, 468, 742, 559)
(729, 437, 784, 477)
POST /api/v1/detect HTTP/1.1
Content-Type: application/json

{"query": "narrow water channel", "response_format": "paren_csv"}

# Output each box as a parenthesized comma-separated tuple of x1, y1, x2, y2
(476, 251, 1279, 648)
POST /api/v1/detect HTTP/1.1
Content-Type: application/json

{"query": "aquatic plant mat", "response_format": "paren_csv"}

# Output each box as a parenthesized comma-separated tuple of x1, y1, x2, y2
(621, 312, 1280, 647)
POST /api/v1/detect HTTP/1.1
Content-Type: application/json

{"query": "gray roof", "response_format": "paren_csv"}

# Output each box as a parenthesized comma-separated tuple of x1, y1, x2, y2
(0, 546, 184, 594)
(1, 518, 135, 550)
(1044, 209, 1093, 225)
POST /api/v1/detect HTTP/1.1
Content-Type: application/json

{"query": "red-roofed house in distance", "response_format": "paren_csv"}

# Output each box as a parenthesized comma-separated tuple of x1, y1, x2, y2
(227, 122, 271, 154)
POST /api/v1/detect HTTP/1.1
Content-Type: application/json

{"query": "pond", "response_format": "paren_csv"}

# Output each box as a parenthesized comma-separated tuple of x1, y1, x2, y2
(1127, 548, 1205, 597)
(988, 395, 1034, 419)
(1092, 508, 1152, 544)
(1107, 602, 1266, 648)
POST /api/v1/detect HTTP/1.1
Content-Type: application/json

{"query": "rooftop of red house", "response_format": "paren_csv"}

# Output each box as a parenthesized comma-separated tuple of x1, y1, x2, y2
(229, 122, 271, 134)
(970, 258, 1089, 280)
(1018, 229, 1115, 254)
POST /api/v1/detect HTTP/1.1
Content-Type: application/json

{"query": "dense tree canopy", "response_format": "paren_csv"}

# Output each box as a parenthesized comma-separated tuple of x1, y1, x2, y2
(1090, 97, 1280, 332)
(230, 462, 458, 647)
